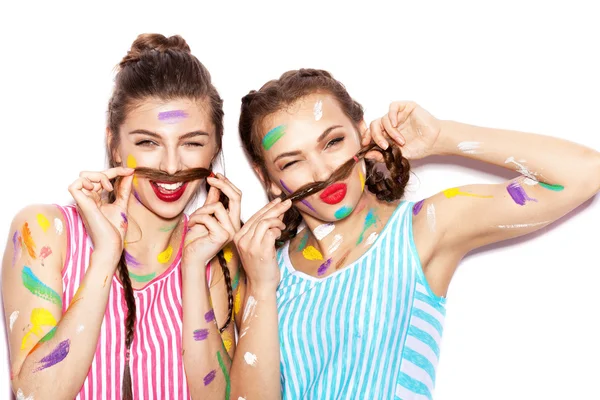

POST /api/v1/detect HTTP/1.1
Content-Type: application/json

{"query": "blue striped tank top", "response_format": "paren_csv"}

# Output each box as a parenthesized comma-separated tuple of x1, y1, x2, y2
(276, 201, 447, 399)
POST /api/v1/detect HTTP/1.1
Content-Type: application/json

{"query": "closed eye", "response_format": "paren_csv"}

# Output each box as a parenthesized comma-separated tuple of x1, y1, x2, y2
(184, 142, 205, 148)
(136, 140, 158, 147)
(281, 160, 299, 170)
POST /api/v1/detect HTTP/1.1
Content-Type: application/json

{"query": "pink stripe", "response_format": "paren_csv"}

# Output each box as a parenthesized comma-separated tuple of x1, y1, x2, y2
(156, 280, 176, 397)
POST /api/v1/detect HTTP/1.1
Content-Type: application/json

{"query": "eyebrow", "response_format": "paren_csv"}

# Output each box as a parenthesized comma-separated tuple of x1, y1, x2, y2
(272, 125, 344, 163)
(129, 129, 209, 140)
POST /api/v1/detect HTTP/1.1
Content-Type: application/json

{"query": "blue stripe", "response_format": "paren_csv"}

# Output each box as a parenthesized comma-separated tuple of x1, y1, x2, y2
(408, 325, 440, 358)
(411, 308, 444, 337)
(403, 347, 436, 382)
(397, 372, 433, 399)
(414, 290, 447, 316)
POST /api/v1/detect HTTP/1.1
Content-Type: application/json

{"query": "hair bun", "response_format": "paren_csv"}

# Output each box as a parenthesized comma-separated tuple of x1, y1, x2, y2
(119, 33, 191, 67)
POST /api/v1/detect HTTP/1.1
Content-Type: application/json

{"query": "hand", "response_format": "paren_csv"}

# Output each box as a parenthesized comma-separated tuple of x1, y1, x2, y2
(362, 101, 442, 160)
(68, 167, 134, 260)
(233, 198, 292, 292)
(183, 174, 242, 266)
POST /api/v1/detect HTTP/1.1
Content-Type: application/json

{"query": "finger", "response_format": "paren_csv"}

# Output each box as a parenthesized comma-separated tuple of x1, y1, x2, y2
(79, 171, 114, 192)
(250, 218, 286, 249)
(359, 120, 370, 146)
(260, 227, 283, 250)
(382, 115, 405, 146)
(68, 178, 102, 216)
(193, 202, 236, 238)
(369, 119, 389, 150)
(245, 199, 291, 240)
(115, 174, 134, 208)
(389, 102, 401, 127)
(365, 150, 385, 162)
(236, 197, 283, 238)
(102, 166, 135, 180)
(189, 214, 230, 244)
(216, 173, 242, 196)
(206, 175, 242, 227)
(395, 102, 415, 127)
(205, 184, 221, 205)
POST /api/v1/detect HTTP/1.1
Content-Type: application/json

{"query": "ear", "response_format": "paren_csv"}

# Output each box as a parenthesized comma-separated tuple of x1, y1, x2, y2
(106, 127, 122, 164)
(253, 165, 283, 197)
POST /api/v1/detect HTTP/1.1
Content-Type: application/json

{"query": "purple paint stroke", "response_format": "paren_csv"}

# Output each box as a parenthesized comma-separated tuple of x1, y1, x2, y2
(193, 329, 209, 341)
(413, 200, 425, 216)
(158, 109, 189, 123)
(34, 339, 70, 372)
(121, 212, 128, 224)
(133, 190, 142, 204)
(124, 250, 142, 268)
(12, 231, 21, 267)
(317, 258, 332, 276)
(506, 181, 538, 206)
(280, 179, 316, 212)
(204, 369, 217, 385)
(204, 309, 215, 323)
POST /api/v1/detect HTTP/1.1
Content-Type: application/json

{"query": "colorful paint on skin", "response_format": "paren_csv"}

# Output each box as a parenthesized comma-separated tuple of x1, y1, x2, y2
(159, 222, 179, 232)
(34, 339, 70, 372)
(39, 246, 52, 266)
(223, 244, 234, 263)
(103, 275, 109, 287)
(244, 352, 258, 366)
(365, 232, 378, 246)
(356, 208, 378, 245)
(427, 204, 436, 233)
(234, 289, 242, 316)
(22, 267, 62, 306)
(124, 250, 142, 268)
(505, 156, 537, 180)
(497, 221, 549, 229)
(12, 231, 22, 267)
(314, 223, 335, 240)
(133, 190, 142, 204)
(157, 245, 173, 264)
(205, 309, 215, 323)
(217, 350, 231, 398)
(21, 223, 37, 259)
(203, 370, 217, 386)
(158, 109, 189, 123)
(36, 214, 50, 232)
(67, 285, 85, 310)
(457, 141, 483, 154)
(262, 125, 286, 150)
(443, 188, 493, 199)
(313, 99, 323, 121)
(297, 230, 309, 252)
(359, 170, 365, 192)
(317, 259, 332, 276)
(76, 325, 85, 334)
(21, 308, 57, 349)
(302, 245, 323, 261)
(120, 212, 128, 231)
(334, 205, 353, 220)
(16, 389, 34, 400)
(280, 179, 316, 212)
(506, 181, 538, 206)
(129, 271, 156, 283)
(127, 155, 138, 187)
(242, 296, 257, 323)
(193, 329, 209, 341)
(221, 331, 233, 352)
(231, 270, 241, 291)
(54, 218, 63, 235)
(539, 182, 564, 191)
(413, 200, 425, 216)
(335, 250, 352, 270)
(328, 234, 343, 254)
(39, 326, 57, 344)
(9, 311, 19, 332)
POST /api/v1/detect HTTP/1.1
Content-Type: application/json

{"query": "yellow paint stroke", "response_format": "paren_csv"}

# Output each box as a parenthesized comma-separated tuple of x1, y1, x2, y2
(302, 245, 324, 261)
(127, 155, 138, 186)
(21, 308, 57, 349)
(234, 289, 242, 316)
(221, 330, 233, 352)
(67, 285, 85, 310)
(36, 214, 50, 233)
(157, 245, 173, 264)
(21, 223, 37, 259)
(443, 187, 493, 199)
(223, 245, 234, 263)
(359, 171, 365, 192)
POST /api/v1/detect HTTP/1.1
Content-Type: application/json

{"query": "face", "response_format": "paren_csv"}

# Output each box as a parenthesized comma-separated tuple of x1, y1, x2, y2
(112, 98, 218, 219)
(261, 93, 366, 221)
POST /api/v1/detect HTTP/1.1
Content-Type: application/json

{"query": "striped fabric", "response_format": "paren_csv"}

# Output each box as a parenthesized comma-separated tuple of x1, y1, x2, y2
(276, 201, 446, 399)
(56, 205, 190, 400)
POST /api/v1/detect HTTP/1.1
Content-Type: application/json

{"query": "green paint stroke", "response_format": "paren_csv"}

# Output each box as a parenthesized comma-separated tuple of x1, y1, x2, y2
(356, 208, 378, 245)
(39, 327, 57, 343)
(159, 222, 179, 232)
(539, 182, 564, 192)
(217, 350, 231, 400)
(262, 125, 286, 150)
(231, 270, 241, 291)
(22, 267, 62, 307)
(297, 230, 309, 252)
(334, 205, 353, 220)
(130, 271, 157, 283)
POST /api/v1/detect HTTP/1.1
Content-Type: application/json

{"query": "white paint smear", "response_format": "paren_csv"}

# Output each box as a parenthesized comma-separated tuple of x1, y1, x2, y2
(522, 177, 538, 186)
(427, 204, 436, 233)
(244, 352, 258, 366)
(242, 296, 257, 323)
(54, 218, 63, 235)
(76, 325, 85, 334)
(239, 326, 249, 339)
(16, 389, 34, 400)
(365, 232, 378, 246)
(497, 221, 549, 229)
(313, 100, 323, 121)
(314, 223, 335, 240)
(457, 141, 483, 154)
(328, 234, 343, 254)
(505, 156, 538, 181)
(10, 310, 19, 332)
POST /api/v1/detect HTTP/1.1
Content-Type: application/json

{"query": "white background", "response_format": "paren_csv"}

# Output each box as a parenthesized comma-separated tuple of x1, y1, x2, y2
(1, 1, 599, 399)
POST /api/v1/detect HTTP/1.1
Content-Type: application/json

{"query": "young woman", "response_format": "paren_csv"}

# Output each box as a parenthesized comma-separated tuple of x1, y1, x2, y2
(2, 34, 243, 399)
(228, 69, 600, 399)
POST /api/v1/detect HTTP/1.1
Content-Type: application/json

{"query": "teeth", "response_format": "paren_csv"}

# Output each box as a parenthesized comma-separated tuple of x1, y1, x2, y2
(156, 182, 183, 191)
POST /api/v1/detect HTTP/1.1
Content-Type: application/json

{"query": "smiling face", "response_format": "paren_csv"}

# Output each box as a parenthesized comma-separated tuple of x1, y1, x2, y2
(260, 92, 367, 221)
(111, 97, 218, 219)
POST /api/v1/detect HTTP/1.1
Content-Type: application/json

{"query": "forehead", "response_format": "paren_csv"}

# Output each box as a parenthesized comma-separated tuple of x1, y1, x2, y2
(122, 97, 215, 135)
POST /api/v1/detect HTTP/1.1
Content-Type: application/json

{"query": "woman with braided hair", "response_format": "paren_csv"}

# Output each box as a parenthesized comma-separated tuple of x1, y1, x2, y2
(228, 68, 600, 399)
(2, 34, 244, 399)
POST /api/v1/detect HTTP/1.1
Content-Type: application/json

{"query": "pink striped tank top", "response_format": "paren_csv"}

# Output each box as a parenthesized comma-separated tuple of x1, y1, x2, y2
(56, 204, 191, 399)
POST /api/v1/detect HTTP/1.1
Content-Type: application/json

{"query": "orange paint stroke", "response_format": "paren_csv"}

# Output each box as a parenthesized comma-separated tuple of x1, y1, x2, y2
(21, 223, 37, 259)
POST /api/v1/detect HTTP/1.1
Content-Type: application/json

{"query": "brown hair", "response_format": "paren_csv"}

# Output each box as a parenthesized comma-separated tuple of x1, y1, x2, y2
(106, 33, 232, 399)
(238, 68, 411, 247)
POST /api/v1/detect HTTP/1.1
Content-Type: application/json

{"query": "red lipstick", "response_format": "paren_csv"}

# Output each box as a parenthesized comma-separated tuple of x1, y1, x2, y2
(320, 183, 347, 205)
(150, 181, 188, 202)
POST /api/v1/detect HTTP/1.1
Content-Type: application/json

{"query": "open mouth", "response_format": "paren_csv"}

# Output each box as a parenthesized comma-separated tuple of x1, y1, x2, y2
(150, 181, 188, 202)
(319, 183, 347, 205)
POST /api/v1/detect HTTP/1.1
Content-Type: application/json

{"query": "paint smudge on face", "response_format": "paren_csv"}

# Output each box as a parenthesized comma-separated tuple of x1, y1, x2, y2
(39, 246, 52, 266)
(457, 141, 483, 154)
(317, 259, 332, 276)
(36, 214, 50, 233)
(262, 125, 286, 150)
(205, 309, 216, 323)
(443, 188, 493, 199)
(193, 329, 209, 341)
(34, 339, 70, 372)
(280, 180, 316, 212)
(231, 270, 241, 291)
(54, 218, 63, 235)
(234, 289, 242, 316)
(313, 100, 323, 121)
(359, 170, 365, 192)
(22, 267, 62, 306)
(297, 230, 309, 252)
(203, 370, 217, 386)
(221, 331, 233, 352)
(21, 223, 37, 259)
(334, 205, 353, 220)
(242, 296, 258, 323)
(539, 182, 564, 191)
(217, 350, 231, 398)
(124, 250, 142, 268)
(76, 325, 85, 334)
(159, 221, 179, 232)
(12, 231, 22, 266)
(497, 221, 549, 229)
(365, 232, 378, 246)
(10, 311, 19, 332)
(133, 190, 142, 204)
(302, 245, 323, 261)
(244, 352, 258, 366)
(157, 245, 173, 264)
(314, 223, 335, 240)
(506, 181, 538, 206)
(328, 234, 343, 254)
(16, 389, 34, 400)
(427, 204, 436, 233)
(158, 109, 189, 123)
(129, 271, 156, 283)
(505, 156, 537, 180)
(357, 208, 378, 245)
(223, 244, 234, 263)
(413, 200, 425, 216)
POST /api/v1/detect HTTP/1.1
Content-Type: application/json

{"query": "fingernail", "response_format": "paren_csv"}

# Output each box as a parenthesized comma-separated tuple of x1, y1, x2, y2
(283, 199, 292, 205)
(208, 172, 216, 178)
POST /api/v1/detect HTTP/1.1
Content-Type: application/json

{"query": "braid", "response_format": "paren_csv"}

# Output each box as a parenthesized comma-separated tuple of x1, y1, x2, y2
(216, 250, 233, 333)
(117, 252, 136, 400)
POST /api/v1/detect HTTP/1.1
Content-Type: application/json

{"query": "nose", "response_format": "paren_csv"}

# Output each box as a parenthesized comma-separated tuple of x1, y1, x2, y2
(159, 148, 182, 176)
(312, 156, 335, 183)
